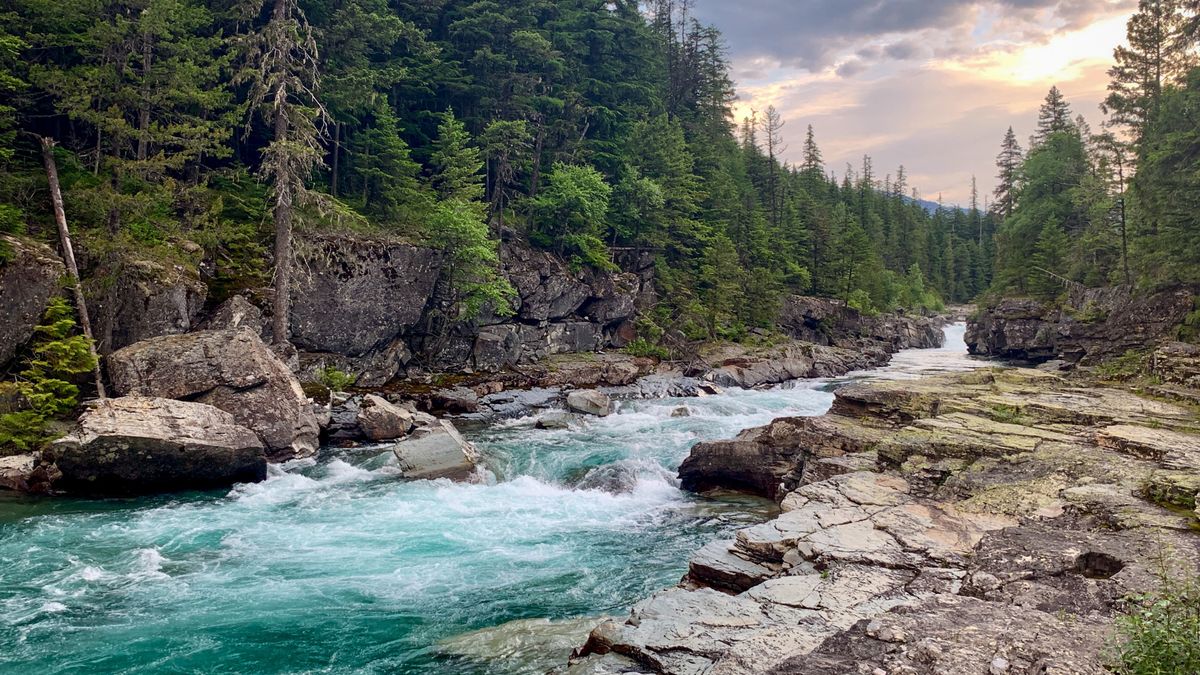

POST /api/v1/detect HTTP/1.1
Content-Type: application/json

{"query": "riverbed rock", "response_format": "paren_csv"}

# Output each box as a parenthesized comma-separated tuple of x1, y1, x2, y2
(536, 411, 573, 429)
(356, 394, 414, 441)
(391, 419, 481, 481)
(47, 397, 266, 494)
(566, 390, 611, 417)
(108, 328, 320, 461)
(0, 235, 64, 368)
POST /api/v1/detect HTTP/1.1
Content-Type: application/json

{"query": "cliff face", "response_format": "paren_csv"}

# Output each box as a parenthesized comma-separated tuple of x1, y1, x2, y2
(966, 286, 1196, 364)
(286, 234, 646, 386)
(0, 235, 64, 367)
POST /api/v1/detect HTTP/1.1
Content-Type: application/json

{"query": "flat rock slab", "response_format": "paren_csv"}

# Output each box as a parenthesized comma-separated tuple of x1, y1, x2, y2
(391, 419, 481, 481)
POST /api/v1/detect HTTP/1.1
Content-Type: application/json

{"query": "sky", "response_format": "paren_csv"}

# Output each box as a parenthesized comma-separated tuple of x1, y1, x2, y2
(692, 0, 1138, 205)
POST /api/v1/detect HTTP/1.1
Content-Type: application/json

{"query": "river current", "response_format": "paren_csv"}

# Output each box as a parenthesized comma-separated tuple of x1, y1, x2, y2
(0, 324, 976, 674)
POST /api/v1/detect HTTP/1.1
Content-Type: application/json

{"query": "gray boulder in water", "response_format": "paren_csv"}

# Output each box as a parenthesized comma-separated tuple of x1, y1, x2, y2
(356, 394, 414, 441)
(391, 419, 481, 481)
(566, 389, 611, 417)
(47, 397, 266, 494)
(535, 411, 574, 430)
(108, 328, 320, 461)
(576, 463, 640, 494)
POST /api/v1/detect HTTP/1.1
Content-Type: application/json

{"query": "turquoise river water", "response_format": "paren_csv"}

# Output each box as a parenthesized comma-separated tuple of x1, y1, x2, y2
(0, 325, 976, 674)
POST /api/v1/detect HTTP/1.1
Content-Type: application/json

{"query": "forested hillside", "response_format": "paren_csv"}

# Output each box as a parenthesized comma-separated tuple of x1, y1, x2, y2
(988, 0, 1200, 303)
(0, 0, 987, 350)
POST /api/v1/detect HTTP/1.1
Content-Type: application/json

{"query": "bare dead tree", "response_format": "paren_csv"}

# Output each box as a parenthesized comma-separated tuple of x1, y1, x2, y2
(38, 136, 106, 398)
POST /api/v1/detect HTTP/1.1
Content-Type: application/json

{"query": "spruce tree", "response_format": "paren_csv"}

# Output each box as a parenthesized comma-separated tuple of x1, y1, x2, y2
(1034, 86, 1074, 145)
(1104, 0, 1193, 145)
(237, 0, 328, 345)
(993, 127, 1023, 219)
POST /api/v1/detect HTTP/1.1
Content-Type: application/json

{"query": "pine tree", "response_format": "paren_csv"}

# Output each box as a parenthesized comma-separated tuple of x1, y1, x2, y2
(1030, 221, 1070, 300)
(993, 127, 1023, 219)
(1103, 0, 1193, 145)
(430, 108, 483, 202)
(1034, 86, 1074, 145)
(237, 0, 328, 345)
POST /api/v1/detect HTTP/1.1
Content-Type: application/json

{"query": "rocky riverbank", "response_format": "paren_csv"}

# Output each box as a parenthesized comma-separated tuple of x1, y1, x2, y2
(568, 366, 1200, 673)
(1, 228, 949, 497)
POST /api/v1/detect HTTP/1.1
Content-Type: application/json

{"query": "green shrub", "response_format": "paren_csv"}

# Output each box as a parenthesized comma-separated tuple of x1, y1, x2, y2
(1095, 349, 1151, 381)
(1111, 557, 1200, 674)
(316, 366, 357, 392)
(623, 338, 668, 360)
(1177, 297, 1200, 343)
(0, 298, 98, 454)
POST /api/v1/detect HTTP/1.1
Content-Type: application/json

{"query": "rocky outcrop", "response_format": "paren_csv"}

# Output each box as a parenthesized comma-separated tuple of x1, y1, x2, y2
(108, 328, 320, 460)
(290, 234, 440, 385)
(46, 397, 266, 494)
(967, 286, 1196, 364)
(89, 256, 207, 354)
(280, 234, 643, 385)
(390, 419, 481, 481)
(778, 295, 944, 351)
(571, 368, 1200, 674)
(0, 235, 64, 368)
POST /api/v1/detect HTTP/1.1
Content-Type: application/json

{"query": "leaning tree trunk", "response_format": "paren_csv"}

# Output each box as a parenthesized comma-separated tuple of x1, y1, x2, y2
(271, 84, 294, 346)
(39, 136, 106, 398)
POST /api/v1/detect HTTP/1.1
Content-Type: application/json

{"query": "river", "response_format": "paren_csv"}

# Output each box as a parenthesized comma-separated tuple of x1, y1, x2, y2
(0, 324, 976, 674)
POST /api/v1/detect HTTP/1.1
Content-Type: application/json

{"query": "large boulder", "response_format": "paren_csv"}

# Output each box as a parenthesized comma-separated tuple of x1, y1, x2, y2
(108, 328, 320, 460)
(89, 256, 207, 354)
(566, 389, 612, 417)
(0, 235, 64, 367)
(47, 397, 266, 494)
(390, 419, 481, 481)
(356, 394, 414, 441)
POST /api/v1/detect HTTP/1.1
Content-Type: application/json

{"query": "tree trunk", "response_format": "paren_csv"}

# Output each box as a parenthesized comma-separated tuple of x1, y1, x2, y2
(39, 136, 107, 399)
(330, 121, 340, 197)
(137, 32, 152, 162)
(529, 120, 546, 198)
(272, 85, 294, 346)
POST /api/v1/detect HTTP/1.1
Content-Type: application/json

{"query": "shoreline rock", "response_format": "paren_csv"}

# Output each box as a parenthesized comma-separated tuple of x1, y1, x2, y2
(46, 397, 266, 495)
(569, 367, 1200, 674)
(108, 328, 320, 461)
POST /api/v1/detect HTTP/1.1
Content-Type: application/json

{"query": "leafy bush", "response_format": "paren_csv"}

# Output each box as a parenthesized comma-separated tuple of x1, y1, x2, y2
(0, 298, 97, 454)
(623, 338, 668, 360)
(847, 289, 878, 316)
(315, 366, 357, 392)
(1111, 557, 1200, 674)
(1094, 349, 1150, 382)
(530, 163, 615, 270)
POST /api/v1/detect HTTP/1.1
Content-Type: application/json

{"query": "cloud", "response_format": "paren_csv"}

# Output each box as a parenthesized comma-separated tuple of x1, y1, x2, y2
(694, 0, 1134, 71)
(702, 0, 1137, 203)
(835, 60, 869, 78)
